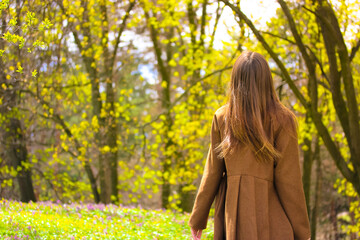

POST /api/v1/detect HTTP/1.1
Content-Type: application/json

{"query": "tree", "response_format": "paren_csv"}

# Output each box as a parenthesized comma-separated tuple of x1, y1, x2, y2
(55, 0, 136, 203)
(0, 0, 53, 202)
(138, 0, 234, 211)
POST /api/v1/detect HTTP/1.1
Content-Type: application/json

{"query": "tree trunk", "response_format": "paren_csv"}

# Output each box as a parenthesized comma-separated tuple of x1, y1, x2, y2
(77, 0, 110, 204)
(314, 0, 360, 191)
(5, 119, 36, 202)
(100, 1, 119, 203)
(330, 199, 340, 240)
(302, 114, 313, 216)
(144, 8, 175, 209)
(179, 184, 196, 212)
(311, 138, 321, 240)
(161, 160, 171, 208)
(179, 0, 209, 212)
(55, 0, 101, 204)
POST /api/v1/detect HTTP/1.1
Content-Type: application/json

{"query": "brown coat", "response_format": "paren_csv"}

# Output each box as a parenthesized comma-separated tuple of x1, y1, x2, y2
(189, 106, 311, 240)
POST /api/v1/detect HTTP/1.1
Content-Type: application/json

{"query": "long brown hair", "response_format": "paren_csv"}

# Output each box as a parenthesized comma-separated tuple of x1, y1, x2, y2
(218, 51, 294, 162)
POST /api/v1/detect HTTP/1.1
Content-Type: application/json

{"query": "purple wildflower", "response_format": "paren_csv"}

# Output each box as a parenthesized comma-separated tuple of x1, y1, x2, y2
(87, 204, 95, 211)
(97, 203, 105, 211)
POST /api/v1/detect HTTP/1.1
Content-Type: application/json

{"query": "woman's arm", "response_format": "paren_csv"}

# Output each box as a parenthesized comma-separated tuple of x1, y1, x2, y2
(188, 113, 225, 230)
(274, 115, 311, 240)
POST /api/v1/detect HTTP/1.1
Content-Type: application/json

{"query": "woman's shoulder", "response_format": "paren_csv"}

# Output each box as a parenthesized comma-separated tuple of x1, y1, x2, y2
(273, 105, 298, 136)
(214, 105, 227, 129)
(215, 105, 227, 116)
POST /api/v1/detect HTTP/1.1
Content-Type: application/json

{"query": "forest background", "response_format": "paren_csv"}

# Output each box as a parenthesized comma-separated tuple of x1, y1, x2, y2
(1, 0, 360, 239)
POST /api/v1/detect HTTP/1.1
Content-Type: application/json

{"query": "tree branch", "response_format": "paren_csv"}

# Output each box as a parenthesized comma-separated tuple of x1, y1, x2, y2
(199, 0, 208, 47)
(110, 1, 136, 75)
(209, 2, 224, 51)
(23, 89, 100, 202)
(220, 0, 308, 106)
(315, 0, 360, 178)
(349, 38, 360, 62)
(261, 30, 330, 85)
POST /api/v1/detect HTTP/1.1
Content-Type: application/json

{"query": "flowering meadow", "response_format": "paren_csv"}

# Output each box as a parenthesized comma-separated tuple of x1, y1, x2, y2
(0, 200, 214, 239)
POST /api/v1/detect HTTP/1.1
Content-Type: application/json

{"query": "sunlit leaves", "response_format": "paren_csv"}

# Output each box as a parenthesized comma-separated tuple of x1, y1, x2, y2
(25, 11, 37, 26)
(0, 0, 9, 13)
(31, 70, 37, 77)
(2, 31, 25, 48)
(39, 18, 53, 30)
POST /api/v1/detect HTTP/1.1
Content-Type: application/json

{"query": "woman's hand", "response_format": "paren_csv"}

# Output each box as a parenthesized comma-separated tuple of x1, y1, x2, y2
(191, 228, 202, 240)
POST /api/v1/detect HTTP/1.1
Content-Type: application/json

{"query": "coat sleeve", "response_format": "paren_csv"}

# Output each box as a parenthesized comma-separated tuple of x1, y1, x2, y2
(274, 115, 311, 240)
(188, 113, 225, 230)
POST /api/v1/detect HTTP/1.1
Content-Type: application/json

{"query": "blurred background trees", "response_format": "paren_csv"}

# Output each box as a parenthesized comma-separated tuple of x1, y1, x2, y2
(0, 0, 359, 238)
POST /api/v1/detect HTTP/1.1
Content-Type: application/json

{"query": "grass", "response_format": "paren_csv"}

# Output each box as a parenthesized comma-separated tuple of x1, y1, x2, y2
(0, 199, 214, 239)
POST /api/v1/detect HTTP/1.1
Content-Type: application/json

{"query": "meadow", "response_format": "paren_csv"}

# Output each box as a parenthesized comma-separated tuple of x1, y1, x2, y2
(0, 200, 214, 239)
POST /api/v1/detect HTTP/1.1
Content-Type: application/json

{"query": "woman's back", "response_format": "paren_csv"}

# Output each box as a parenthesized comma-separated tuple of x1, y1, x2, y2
(216, 105, 275, 181)
(189, 51, 310, 240)
(213, 105, 309, 239)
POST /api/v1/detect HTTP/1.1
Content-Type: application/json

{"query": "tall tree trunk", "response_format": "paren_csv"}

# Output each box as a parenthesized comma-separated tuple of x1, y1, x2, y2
(77, 0, 109, 204)
(100, 1, 119, 203)
(144, 8, 174, 209)
(161, 112, 173, 209)
(179, 184, 195, 212)
(302, 114, 313, 216)
(179, 0, 209, 212)
(5, 119, 36, 202)
(161, 140, 172, 209)
(55, 0, 101, 203)
(311, 138, 321, 240)
(315, 0, 360, 193)
(330, 199, 340, 240)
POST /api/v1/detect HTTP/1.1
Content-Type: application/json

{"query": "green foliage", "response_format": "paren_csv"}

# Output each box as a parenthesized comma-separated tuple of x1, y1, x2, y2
(0, 1, 55, 197)
(0, 200, 214, 239)
(334, 179, 360, 237)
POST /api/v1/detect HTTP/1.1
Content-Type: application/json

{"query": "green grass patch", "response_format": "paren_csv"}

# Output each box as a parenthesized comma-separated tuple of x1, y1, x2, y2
(0, 200, 214, 239)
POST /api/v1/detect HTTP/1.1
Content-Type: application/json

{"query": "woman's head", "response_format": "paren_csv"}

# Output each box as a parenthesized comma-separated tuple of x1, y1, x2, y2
(218, 51, 286, 162)
(230, 51, 277, 116)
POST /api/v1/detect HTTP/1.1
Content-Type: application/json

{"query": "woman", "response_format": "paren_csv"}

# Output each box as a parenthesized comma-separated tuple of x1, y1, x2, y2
(189, 51, 311, 240)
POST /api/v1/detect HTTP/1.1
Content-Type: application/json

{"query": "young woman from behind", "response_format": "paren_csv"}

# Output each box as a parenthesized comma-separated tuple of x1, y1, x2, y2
(189, 51, 311, 240)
